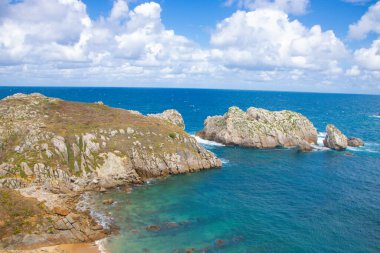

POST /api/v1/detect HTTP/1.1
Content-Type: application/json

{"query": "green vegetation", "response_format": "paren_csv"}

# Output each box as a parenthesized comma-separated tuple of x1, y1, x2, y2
(0, 189, 46, 238)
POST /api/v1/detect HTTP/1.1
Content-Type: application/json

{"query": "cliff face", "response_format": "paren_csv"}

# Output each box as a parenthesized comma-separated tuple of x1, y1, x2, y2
(0, 93, 221, 191)
(196, 106, 317, 149)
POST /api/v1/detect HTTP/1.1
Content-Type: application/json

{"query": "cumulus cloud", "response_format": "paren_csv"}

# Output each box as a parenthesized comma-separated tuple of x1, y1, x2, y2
(0, 0, 215, 83)
(210, 9, 347, 72)
(0, 0, 378, 93)
(348, 1, 380, 39)
(354, 38, 380, 70)
(225, 0, 309, 15)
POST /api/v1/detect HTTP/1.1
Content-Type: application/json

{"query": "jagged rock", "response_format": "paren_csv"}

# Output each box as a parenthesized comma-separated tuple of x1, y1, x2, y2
(324, 124, 348, 150)
(197, 106, 317, 148)
(348, 137, 364, 147)
(149, 109, 185, 129)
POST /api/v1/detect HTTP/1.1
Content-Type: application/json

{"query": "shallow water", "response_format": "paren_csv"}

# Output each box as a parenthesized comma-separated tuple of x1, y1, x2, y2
(1, 87, 379, 253)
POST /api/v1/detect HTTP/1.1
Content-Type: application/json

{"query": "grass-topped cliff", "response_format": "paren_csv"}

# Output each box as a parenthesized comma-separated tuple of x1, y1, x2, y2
(0, 93, 221, 190)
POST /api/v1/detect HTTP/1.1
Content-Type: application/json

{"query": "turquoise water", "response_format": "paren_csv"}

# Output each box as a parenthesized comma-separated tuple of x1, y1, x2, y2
(1, 87, 380, 253)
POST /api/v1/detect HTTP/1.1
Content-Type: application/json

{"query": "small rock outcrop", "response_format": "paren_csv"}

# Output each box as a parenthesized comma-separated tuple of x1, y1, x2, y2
(348, 137, 364, 147)
(323, 124, 348, 150)
(196, 106, 317, 149)
(148, 109, 185, 129)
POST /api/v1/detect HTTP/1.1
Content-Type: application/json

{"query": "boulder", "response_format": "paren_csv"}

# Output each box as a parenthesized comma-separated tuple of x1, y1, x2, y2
(102, 199, 114, 205)
(296, 140, 315, 152)
(196, 106, 317, 149)
(148, 109, 185, 129)
(324, 124, 348, 150)
(348, 137, 364, 147)
(53, 207, 70, 216)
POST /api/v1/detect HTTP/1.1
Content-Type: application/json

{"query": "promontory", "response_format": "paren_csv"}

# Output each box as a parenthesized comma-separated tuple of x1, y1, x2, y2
(0, 93, 221, 250)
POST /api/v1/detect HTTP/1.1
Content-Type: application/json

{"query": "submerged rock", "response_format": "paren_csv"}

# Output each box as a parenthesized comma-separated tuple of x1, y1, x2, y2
(196, 106, 317, 149)
(348, 137, 364, 147)
(324, 124, 348, 150)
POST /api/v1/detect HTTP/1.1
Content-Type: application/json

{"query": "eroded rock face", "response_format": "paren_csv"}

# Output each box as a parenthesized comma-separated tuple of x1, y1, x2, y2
(0, 93, 221, 192)
(348, 137, 364, 147)
(196, 106, 317, 149)
(324, 124, 348, 150)
(148, 109, 185, 129)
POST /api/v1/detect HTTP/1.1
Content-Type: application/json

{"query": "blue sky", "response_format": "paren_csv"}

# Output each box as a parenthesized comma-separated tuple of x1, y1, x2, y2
(0, 0, 380, 94)
(83, 0, 374, 48)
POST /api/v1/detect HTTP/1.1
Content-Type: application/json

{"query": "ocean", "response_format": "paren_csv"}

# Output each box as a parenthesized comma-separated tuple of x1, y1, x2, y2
(1, 87, 379, 253)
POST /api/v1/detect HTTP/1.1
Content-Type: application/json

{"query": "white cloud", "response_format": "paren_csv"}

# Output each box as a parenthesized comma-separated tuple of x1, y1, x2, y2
(0, 0, 379, 93)
(348, 1, 380, 39)
(346, 65, 361, 76)
(225, 0, 309, 15)
(354, 38, 380, 70)
(210, 9, 347, 72)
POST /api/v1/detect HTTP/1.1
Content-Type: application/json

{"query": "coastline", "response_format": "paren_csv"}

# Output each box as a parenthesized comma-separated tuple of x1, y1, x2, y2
(1, 242, 107, 253)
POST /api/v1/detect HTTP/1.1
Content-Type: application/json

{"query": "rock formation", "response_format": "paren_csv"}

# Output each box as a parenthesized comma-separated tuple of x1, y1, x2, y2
(196, 106, 317, 149)
(323, 124, 348, 150)
(0, 93, 221, 249)
(148, 109, 185, 129)
(0, 93, 220, 190)
(348, 137, 364, 147)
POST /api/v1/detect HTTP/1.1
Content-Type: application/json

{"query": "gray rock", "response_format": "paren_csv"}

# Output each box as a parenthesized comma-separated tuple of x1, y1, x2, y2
(197, 106, 317, 149)
(149, 109, 185, 129)
(324, 124, 348, 150)
(348, 137, 364, 147)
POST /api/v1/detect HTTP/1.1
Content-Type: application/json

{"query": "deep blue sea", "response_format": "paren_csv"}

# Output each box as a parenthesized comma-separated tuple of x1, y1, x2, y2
(1, 87, 380, 253)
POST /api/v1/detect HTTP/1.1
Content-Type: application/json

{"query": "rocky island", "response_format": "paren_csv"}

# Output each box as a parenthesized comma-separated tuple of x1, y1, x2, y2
(196, 106, 318, 151)
(0, 93, 221, 251)
(197, 106, 364, 152)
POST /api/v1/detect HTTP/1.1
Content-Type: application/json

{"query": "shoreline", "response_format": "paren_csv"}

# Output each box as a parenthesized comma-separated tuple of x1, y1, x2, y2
(1, 242, 108, 253)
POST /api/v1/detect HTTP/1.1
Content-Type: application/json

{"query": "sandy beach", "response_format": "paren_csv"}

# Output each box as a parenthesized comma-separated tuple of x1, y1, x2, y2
(0, 242, 106, 253)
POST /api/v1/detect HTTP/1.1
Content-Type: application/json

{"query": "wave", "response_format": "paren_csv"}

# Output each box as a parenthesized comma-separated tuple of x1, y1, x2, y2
(76, 193, 113, 230)
(315, 132, 379, 153)
(369, 115, 380, 119)
(192, 135, 225, 147)
(220, 158, 229, 164)
(96, 238, 108, 253)
(316, 132, 327, 147)
(347, 142, 380, 153)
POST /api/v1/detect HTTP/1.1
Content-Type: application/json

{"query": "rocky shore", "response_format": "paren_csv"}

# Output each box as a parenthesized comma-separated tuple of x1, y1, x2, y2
(0, 93, 221, 251)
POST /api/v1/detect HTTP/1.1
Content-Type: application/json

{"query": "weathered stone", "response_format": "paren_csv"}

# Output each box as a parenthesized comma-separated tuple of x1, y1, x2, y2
(148, 109, 185, 129)
(53, 207, 70, 216)
(102, 199, 114, 205)
(197, 106, 317, 149)
(348, 137, 364, 147)
(324, 124, 348, 151)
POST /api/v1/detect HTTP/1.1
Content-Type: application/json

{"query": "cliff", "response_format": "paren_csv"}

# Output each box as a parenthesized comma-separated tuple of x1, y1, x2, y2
(0, 93, 221, 191)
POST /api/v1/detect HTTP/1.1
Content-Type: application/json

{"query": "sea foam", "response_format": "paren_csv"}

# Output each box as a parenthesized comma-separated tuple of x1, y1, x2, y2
(192, 135, 225, 147)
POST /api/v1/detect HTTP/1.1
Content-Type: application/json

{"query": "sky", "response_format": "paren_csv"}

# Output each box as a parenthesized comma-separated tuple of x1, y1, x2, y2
(0, 0, 380, 94)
